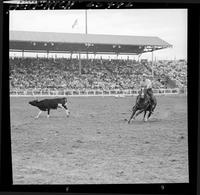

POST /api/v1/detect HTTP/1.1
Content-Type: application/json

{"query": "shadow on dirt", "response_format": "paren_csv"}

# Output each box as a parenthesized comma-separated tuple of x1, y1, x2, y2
(125, 118, 162, 124)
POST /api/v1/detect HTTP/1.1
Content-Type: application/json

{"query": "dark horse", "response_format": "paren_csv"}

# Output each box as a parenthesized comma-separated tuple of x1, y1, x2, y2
(128, 88, 157, 123)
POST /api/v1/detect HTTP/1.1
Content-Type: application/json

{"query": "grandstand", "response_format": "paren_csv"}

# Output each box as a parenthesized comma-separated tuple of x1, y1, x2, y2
(9, 31, 187, 96)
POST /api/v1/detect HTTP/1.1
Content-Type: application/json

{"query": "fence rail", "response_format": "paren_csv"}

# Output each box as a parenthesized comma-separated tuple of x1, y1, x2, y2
(10, 88, 187, 97)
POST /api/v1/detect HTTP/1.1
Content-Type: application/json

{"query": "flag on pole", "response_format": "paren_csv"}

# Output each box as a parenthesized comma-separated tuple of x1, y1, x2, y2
(72, 19, 78, 29)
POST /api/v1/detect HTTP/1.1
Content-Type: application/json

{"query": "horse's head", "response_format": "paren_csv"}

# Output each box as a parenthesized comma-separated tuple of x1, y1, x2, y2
(138, 88, 145, 99)
(136, 91, 144, 106)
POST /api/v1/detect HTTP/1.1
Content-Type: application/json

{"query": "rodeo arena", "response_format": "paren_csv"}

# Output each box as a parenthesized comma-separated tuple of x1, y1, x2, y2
(10, 30, 188, 184)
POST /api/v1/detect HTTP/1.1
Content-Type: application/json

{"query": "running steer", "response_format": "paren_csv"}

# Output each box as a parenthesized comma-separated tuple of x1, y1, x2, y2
(29, 97, 70, 118)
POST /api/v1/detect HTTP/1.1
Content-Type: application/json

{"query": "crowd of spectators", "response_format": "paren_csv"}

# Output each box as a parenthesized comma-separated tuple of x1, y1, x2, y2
(144, 60, 187, 88)
(9, 57, 187, 91)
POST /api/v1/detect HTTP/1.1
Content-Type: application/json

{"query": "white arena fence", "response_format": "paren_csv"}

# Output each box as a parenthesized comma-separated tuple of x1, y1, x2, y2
(10, 88, 187, 97)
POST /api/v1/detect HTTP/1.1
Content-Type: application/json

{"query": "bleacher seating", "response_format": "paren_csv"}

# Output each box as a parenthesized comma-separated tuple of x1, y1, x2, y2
(9, 57, 187, 91)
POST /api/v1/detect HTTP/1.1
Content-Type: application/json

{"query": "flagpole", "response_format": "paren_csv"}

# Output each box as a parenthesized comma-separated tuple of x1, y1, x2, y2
(85, 9, 88, 34)
(85, 10, 88, 60)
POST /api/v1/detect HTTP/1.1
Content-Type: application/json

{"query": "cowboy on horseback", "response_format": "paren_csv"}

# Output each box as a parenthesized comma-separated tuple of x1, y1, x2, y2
(128, 73, 157, 123)
(140, 73, 155, 113)
(140, 73, 153, 98)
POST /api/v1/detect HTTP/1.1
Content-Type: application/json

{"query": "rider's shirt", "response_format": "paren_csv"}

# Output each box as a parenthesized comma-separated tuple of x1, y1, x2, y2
(140, 79, 152, 89)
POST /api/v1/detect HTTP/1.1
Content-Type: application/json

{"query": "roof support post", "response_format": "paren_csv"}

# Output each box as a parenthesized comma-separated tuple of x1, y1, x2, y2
(138, 53, 142, 63)
(86, 44, 89, 60)
(85, 10, 88, 35)
(22, 50, 24, 58)
(86, 52, 88, 60)
(79, 52, 82, 75)
(152, 49, 154, 78)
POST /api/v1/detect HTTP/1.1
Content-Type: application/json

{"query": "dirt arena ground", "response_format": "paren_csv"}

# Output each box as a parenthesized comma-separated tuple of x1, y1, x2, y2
(10, 95, 188, 184)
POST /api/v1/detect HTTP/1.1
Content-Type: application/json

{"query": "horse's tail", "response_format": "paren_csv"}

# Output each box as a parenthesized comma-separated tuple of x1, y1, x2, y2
(150, 95, 157, 112)
(152, 98, 157, 111)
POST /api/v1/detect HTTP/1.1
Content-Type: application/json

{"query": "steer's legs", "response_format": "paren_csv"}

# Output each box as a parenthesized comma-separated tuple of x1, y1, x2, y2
(62, 104, 70, 117)
(47, 109, 50, 118)
(35, 111, 42, 118)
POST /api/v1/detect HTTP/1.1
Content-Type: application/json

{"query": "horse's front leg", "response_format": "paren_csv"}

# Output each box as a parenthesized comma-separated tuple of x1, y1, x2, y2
(135, 109, 145, 118)
(147, 111, 153, 120)
(128, 107, 137, 124)
(143, 110, 147, 122)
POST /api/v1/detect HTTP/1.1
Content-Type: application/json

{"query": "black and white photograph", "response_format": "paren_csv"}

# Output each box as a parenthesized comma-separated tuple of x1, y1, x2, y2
(9, 8, 188, 184)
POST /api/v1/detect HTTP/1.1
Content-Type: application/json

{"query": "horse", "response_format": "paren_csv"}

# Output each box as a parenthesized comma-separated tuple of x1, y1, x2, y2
(128, 88, 157, 123)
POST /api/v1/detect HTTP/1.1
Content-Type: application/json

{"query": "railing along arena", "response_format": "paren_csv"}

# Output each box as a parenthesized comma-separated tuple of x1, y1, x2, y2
(10, 88, 186, 97)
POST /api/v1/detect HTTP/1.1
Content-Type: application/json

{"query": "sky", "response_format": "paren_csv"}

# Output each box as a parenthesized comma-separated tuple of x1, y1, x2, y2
(9, 9, 187, 60)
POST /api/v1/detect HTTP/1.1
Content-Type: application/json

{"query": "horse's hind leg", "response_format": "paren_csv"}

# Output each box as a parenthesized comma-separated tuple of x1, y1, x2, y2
(152, 103, 157, 112)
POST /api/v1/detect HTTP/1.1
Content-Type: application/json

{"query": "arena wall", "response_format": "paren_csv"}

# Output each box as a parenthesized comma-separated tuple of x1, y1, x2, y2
(10, 88, 187, 97)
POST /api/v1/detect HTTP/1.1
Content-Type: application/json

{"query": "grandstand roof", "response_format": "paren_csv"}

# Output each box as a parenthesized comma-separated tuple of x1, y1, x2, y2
(9, 31, 172, 55)
(10, 31, 171, 47)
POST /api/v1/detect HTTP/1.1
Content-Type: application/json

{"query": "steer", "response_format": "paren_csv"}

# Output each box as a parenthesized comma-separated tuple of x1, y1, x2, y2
(29, 97, 70, 118)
